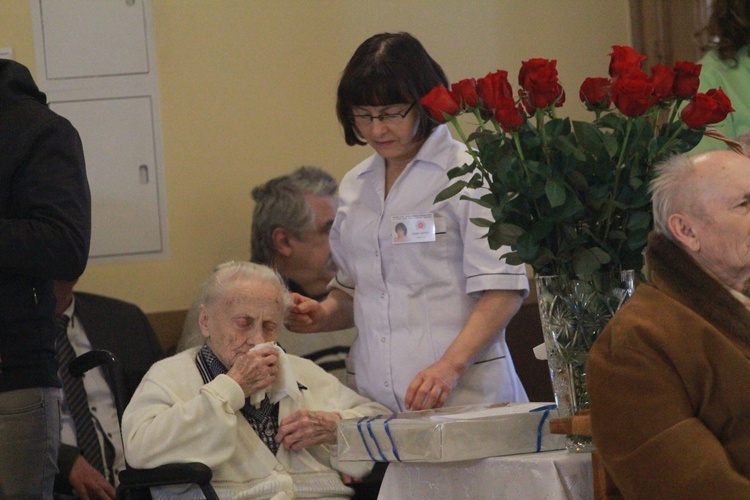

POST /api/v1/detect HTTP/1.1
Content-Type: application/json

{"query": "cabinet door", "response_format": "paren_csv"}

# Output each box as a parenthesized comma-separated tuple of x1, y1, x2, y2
(38, 0, 149, 79)
(50, 97, 162, 258)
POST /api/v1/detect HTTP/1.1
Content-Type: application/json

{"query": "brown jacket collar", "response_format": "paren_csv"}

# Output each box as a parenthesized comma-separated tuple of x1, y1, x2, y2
(646, 232, 750, 348)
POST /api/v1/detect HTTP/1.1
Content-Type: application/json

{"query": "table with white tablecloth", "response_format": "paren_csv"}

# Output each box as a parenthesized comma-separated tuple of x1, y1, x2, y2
(376, 450, 593, 499)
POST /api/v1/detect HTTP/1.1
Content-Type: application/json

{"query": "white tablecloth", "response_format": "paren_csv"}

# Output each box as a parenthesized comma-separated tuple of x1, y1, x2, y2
(376, 450, 593, 499)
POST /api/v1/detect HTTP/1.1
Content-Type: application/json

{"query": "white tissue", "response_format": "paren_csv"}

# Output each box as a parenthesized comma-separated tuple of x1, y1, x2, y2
(248, 342, 299, 407)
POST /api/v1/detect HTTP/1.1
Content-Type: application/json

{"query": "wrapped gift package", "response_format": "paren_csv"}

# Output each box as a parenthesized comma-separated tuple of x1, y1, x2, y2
(336, 402, 566, 463)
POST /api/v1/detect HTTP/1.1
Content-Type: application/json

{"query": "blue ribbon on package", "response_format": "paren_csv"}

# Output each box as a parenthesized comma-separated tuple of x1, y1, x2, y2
(356, 416, 380, 461)
(355, 413, 402, 462)
(529, 404, 557, 452)
(366, 415, 389, 462)
(383, 413, 402, 462)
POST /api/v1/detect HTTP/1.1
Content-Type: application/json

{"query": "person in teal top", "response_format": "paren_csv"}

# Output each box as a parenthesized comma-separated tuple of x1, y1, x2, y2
(692, 0, 750, 153)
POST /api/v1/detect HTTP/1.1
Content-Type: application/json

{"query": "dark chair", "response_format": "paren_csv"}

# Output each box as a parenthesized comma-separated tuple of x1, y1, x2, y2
(69, 350, 219, 500)
(504, 299, 555, 402)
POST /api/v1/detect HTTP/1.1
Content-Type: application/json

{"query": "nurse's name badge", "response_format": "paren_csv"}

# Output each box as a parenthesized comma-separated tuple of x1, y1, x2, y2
(391, 213, 436, 244)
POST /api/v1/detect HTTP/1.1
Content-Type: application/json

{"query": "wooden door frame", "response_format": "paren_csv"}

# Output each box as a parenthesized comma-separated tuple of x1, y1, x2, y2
(630, 0, 712, 66)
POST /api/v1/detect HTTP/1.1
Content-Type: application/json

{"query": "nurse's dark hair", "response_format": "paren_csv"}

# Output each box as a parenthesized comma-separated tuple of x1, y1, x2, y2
(336, 32, 450, 146)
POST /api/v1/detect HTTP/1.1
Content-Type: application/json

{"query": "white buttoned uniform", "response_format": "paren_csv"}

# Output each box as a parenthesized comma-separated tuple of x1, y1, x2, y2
(331, 125, 530, 412)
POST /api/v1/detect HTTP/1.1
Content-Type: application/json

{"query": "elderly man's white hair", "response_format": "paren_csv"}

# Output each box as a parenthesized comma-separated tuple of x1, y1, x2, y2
(199, 261, 291, 319)
(649, 153, 701, 240)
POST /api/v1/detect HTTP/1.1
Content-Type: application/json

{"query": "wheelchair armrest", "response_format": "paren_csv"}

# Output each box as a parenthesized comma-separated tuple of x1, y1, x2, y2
(69, 349, 118, 378)
(119, 462, 212, 487)
(118, 463, 218, 499)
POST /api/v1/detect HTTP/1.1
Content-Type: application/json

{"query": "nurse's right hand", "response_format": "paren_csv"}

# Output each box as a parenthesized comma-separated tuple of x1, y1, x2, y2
(286, 293, 325, 333)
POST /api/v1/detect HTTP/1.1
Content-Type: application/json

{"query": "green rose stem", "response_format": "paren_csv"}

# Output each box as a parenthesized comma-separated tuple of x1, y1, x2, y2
(446, 114, 474, 160)
(654, 122, 690, 158)
(512, 131, 526, 163)
(603, 118, 634, 242)
(447, 114, 493, 188)
(535, 107, 547, 146)
(665, 98, 683, 129)
(490, 116, 504, 134)
(472, 108, 486, 130)
(511, 129, 545, 230)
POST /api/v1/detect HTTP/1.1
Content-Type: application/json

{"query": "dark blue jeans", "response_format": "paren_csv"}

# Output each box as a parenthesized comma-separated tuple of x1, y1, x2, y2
(0, 387, 61, 499)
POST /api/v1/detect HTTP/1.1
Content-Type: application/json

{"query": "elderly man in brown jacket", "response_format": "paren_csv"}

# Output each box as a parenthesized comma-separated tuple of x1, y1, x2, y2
(587, 149, 750, 498)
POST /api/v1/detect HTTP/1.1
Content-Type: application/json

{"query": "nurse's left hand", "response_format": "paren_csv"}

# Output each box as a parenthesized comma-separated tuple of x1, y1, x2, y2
(404, 359, 462, 411)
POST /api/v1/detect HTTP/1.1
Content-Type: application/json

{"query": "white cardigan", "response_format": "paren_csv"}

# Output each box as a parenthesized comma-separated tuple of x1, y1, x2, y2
(122, 347, 388, 499)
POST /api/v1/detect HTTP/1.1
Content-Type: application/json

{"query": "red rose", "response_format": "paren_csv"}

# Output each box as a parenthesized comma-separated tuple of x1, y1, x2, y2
(609, 46, 646, 78)
(673, 61, 702, 99)
(649, 64, 675, 100)
(494, 96, 525, 132)
(680, 94, 717, 128)
(579, 77, 611, 111)
(476, 70, 513, 116)
(420, 84, 460, 123)
(680, 88, 734, 128)
(707, 88, 734, 120)
(450, 78, 478, 109)
(518, 58, 565, 111)
(610, 66, 656, 117)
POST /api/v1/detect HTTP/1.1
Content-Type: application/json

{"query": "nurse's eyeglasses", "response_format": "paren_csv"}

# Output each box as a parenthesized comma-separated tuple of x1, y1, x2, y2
(349, 102, 416, 127)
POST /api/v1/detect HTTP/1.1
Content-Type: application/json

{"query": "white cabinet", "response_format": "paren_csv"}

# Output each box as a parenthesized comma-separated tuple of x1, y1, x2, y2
(38, 0, 150, 79)
(50, 97, 162, 257)
(31, 0, 168, 261)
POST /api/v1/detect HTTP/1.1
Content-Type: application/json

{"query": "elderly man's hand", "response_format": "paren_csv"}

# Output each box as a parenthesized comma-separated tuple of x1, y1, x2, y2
(69, 454, 115, 499)
(226, 346, 278, 398)
(275, 409, 342, 451)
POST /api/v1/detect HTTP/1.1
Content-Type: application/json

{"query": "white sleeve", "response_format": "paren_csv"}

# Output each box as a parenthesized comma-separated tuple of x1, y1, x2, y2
(328, 173, 356, 297)
(457, 184, 529, 296)
(122, 368, 246, 469)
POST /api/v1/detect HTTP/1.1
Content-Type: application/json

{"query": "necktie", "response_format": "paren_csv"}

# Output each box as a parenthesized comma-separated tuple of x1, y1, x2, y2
(240, 396, 280, 455)
(55, 315, 106, 477)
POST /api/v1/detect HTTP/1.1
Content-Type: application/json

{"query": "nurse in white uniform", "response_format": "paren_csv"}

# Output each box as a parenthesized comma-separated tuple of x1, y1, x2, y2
(288, 32, 529, 413)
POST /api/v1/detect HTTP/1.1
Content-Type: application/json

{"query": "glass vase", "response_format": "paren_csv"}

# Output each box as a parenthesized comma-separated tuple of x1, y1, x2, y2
(535, 270, 635, 452)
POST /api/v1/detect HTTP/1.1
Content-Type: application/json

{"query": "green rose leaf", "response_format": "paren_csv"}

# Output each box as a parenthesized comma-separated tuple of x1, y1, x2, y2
(573, 121, 606, 155)
(525, 159, 552, 178)
(545, 178, 566, 207)
(434, 180, 467, 203)
(446, 161, 475, 180)
(469, 217, 494, 228)
(556, 135, 587, 162)
(626, 211, 651, 230)
(601, 132, 620, 159)
(572, 247, 611, 276)
(500, 250, 523, 266)
(487, 222, 524, 250)
(516, 231, 541, 263)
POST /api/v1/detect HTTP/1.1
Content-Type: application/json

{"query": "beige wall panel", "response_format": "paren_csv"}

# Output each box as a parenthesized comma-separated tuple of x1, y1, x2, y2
(1, 0, 630, 312)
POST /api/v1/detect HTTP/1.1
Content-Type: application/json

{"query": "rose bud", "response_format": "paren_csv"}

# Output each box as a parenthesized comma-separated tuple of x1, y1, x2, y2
(420, 84, 460, 123)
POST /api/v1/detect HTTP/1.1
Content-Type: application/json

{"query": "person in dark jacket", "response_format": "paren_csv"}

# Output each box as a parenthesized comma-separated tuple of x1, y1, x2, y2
(0, 59, 91, 498)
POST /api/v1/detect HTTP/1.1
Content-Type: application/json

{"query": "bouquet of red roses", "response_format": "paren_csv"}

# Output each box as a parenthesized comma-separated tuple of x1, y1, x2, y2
(421, 46, 733, 277)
